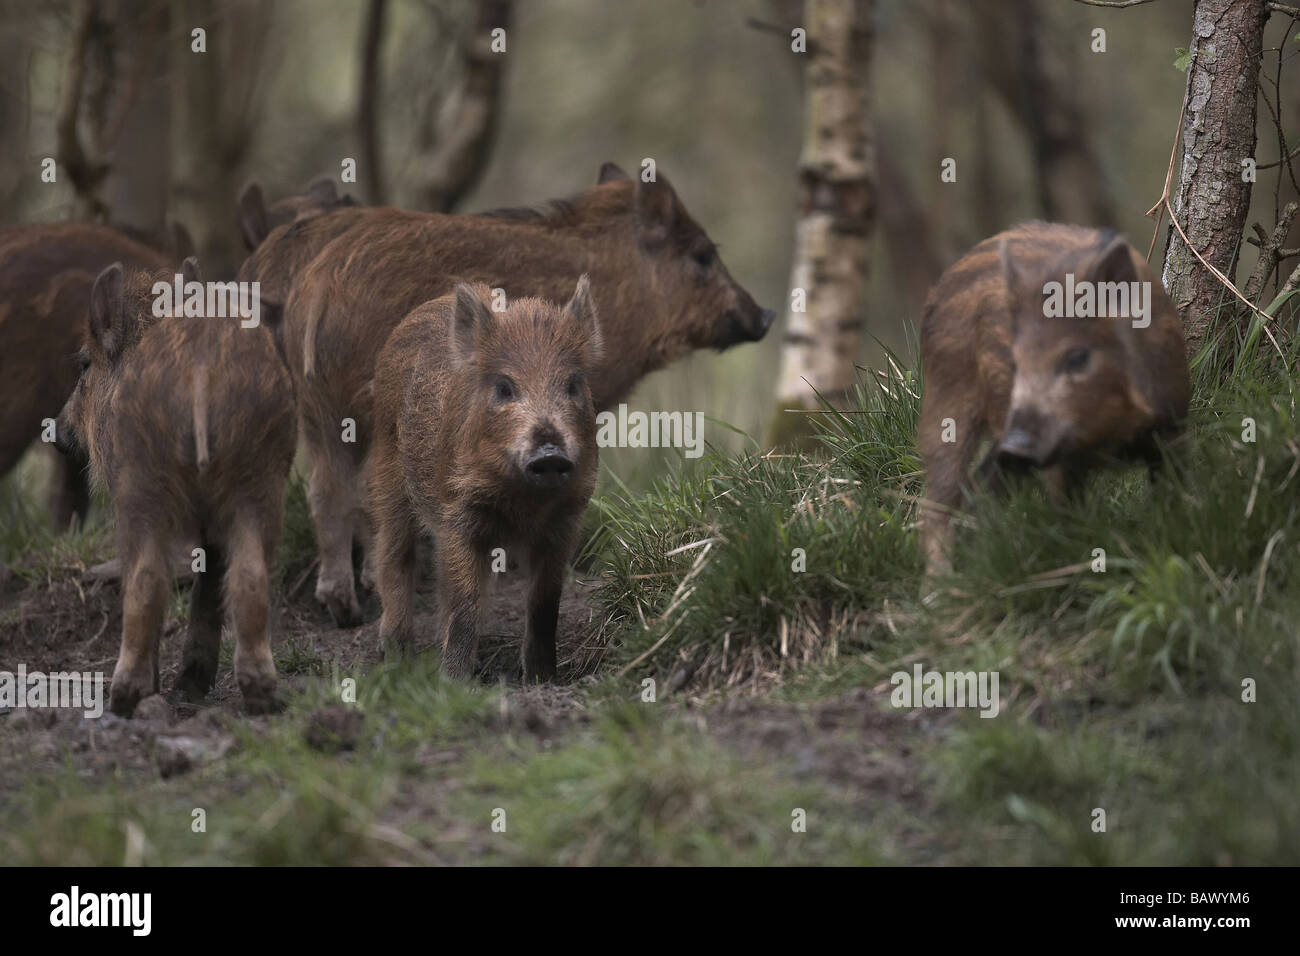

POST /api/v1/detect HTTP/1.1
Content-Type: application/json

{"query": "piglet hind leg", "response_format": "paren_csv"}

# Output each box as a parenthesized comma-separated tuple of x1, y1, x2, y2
(374, 498, 418, 661)
(307, 445, 363, 627)
(111, 535, 169, 717)
(177, 540, 227, 703)
(225, 516, 281, 714)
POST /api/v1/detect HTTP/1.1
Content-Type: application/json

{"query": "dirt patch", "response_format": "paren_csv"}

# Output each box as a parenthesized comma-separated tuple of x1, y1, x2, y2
(0, 558, 607, 790)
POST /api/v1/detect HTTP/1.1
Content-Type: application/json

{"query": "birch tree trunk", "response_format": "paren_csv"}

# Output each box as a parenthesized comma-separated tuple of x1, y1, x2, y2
(769, 0, 874, 445)
(1161, 0, 1269, 352)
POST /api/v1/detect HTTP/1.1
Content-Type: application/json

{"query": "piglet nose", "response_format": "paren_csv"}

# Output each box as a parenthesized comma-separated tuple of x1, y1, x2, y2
(759, 308, 776, 332)
(525, 443, 573, 488)
(997, 428, 1037, 461)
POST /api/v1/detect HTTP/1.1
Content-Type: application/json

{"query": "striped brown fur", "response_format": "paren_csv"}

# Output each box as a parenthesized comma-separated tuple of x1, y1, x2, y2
(367, 280, 601, 681)
(57, 261, 296, 716)
(288, 163, 772, 625)
(918, 222, 1190, 575)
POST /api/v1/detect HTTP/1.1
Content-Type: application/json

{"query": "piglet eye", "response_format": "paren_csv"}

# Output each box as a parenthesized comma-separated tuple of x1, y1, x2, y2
(566, 374, 582, 398)
(692, 247, 715, 269)
(493, 378, 517, 403)
(1061, 348, 1090, 374)
(78, 352, 91, 373)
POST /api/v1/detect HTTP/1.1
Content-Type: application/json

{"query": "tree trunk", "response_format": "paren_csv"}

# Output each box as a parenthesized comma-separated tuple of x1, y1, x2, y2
(357, 0, 388, 205)
(416, 0, 513, 213)
(1161, 0, 1269, 352)
(170, 0, 272, 278)
(769, 0, 874, 445)
(973, 0, 1114, 227)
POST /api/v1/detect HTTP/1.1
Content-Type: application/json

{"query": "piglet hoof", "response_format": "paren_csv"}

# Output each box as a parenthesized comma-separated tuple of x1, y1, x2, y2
(316, 581, 362, 628)
(359, 556, 377, 594)
(521, 656, 556, 685)
(176, 663, 217, 703)
(109, 675, 155, 718)
(382, 631, 412, 662)
(239, 678, 285, 716)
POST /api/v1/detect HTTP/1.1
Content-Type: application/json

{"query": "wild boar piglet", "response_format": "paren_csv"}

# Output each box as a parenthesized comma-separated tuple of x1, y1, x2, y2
(57, 258, 296, 716)
(918, 222, 1190, 575)
(367, 277, 603, 682)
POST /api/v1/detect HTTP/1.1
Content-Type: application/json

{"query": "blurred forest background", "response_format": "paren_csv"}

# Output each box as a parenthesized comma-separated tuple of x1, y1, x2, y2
(2, 0, 1298, 486)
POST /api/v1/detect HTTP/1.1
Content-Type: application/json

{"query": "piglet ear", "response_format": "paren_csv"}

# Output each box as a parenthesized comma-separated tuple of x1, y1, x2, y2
(89, 263, 132, 363)
(181, 256, 203, 285)
(304, 178, 339, 205)
(238, 182, 269, 251)
(998, 238, 1032, 330)
(634, 173, 678, 245)
(168, 220, 195, 261)
(597, 162, 629, 184)
(565, 274, 603, 362)
(450, 283, 494, 365)
(1085, 233, 1139, 286)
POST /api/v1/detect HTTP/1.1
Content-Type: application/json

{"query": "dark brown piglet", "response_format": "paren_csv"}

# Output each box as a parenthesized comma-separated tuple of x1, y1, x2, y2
(918, 222, 1190, 575)
(367, 278, 601, 682)
(0, 223, 173, 528)
(57, 258, 296, 716)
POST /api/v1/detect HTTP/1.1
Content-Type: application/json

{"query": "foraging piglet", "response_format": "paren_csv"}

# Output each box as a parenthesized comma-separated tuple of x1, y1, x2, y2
(367, 278, 601, 682)
(57, 258, 296, 715)
(918, 222, 1190, 575)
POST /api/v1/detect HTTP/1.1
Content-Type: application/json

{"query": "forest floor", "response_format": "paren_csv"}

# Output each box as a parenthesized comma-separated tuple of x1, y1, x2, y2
(2, 340, 1298, 865)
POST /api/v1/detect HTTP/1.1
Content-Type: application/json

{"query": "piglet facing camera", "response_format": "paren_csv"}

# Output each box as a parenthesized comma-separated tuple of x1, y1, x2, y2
(367, 277, 602, 682)
(918, 222, 1190, 575)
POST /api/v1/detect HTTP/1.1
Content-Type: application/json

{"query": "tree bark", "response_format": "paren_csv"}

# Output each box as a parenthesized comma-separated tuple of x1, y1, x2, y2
(416, 0, 513, 213)
(1161, 0, 1270, 351)
(769, 0, 875, 444)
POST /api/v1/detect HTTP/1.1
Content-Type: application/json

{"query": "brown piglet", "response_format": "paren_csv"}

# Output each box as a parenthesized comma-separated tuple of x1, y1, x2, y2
(367, 278, 601, 682)
(57, 258, 296, 716)
(288, 161, 773, 626)
(918, 222, 1190, 575)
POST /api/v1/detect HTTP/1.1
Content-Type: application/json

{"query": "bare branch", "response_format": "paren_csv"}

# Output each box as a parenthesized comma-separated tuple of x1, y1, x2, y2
(1071, 0, 1161, 8)
(1244, 201, 1298, 300)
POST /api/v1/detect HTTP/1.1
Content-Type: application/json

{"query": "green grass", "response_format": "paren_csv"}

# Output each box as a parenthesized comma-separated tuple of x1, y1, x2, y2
(3, 321, 1298, 865)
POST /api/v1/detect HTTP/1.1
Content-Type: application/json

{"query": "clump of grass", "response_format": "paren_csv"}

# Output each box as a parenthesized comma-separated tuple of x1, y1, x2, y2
(0, 457, 115, 584)
(590, 354, 923, 692)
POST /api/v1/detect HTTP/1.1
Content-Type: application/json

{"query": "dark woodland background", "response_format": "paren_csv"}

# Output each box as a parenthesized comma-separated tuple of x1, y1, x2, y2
(4, 0, 1297, 476)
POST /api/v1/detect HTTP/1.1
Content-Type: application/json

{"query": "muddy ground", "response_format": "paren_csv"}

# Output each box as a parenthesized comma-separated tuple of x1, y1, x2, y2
(0, 550, 939, 863)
